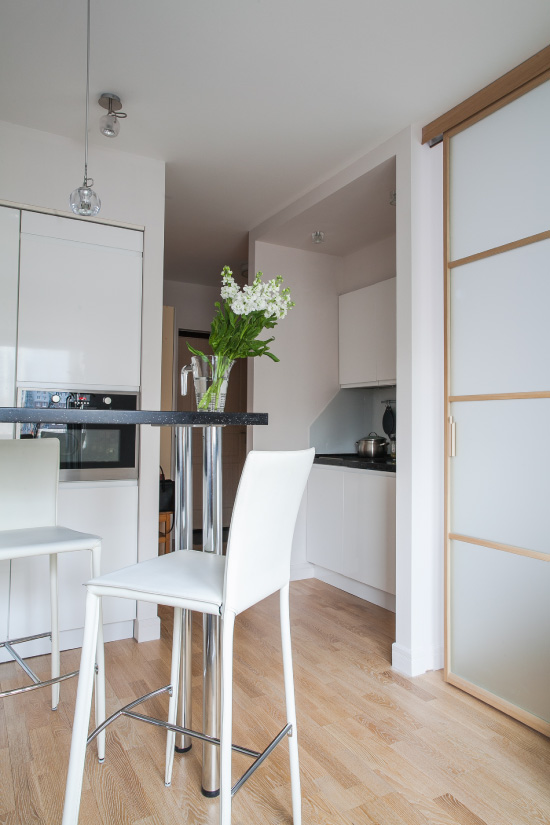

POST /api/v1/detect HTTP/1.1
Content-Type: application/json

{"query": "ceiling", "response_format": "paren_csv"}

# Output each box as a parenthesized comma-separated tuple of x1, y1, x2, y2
(0, 1, 549, 286)
(259, 157, 396, 257)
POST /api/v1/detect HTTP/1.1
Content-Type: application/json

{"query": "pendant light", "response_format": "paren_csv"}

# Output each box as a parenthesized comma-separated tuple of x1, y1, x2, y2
(98, 93, 127, 138)
(70, 0, 101, 216)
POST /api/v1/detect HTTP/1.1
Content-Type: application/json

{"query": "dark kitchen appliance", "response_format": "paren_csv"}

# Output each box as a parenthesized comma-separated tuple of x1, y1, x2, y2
(382, 400, 396, 459)
(382, 401, 395, 439)
(17, 389, 139, 481)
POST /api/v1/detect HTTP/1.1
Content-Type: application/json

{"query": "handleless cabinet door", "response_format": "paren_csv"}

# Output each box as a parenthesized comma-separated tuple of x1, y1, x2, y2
(8, 483, 138, 656)
(0, 561, 10, 663)
(306, 466, 344, 572)
(374, 278, 396, 385)
(17, 212, 143, 389)
(343, 471, 396, 593)
(339, 288, 378, 386)
(339, 278, 396, 387)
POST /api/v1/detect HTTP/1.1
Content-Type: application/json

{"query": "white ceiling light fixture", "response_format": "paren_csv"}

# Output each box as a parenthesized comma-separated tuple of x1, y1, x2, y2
(98, 93, 127, 138)
(311, 231, 325, 244)
(69, 0, 101, 216)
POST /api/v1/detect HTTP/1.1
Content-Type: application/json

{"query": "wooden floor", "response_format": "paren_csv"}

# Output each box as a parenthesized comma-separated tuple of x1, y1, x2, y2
(1, 578, 549, 824)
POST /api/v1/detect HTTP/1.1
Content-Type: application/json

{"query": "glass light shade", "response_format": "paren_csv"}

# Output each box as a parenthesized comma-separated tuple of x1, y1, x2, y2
(69, 185, 101, 216)
(99, 112, 120, 137)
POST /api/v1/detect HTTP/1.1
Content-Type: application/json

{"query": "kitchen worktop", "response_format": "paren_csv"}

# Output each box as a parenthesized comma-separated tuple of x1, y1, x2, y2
(314, 452, 396, 472)
(0, 407, 267, 426)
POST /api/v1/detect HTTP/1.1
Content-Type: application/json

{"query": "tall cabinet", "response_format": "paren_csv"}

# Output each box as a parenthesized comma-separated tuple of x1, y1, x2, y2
(0, 206, 144, 662)
(445, 79, 550, 735)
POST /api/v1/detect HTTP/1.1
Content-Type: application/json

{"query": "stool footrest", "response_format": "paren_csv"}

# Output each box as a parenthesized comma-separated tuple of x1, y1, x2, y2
(231, 724, 292, 797)
(0, 632, 79, 699)
(86, 684, 173, 746)
(86, 684, 292, 798)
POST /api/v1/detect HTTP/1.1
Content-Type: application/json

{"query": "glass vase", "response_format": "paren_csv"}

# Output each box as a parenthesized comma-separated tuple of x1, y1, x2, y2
(191, 355, 235, 412)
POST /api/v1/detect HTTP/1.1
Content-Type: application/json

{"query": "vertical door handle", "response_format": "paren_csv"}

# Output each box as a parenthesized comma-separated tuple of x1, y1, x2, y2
(449, 416, 456, 457)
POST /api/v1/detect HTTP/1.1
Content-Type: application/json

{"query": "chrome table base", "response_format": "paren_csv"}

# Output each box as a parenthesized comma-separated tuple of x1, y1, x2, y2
(173, 423, 223, 795)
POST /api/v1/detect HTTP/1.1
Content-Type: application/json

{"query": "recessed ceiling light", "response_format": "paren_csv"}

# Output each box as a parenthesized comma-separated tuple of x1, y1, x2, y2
(312, 231, 325, 244)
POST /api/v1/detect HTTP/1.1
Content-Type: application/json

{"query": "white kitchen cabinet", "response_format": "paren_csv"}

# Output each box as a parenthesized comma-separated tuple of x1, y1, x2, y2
(0, 206, 20, 438)
(0, 561, 9, 661)
(6, 482, 138, 660)
(17, 211, 143, 390)
(339, 277, 396, 387)
(306, 464, 396, 596)
(343, 471, 396, 593)
(306, 465, 344, 573)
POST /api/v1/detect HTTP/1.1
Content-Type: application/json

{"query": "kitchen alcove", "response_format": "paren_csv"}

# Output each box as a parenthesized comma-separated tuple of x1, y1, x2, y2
(251, 156, 398, 618)
(250, 128, 444, 678)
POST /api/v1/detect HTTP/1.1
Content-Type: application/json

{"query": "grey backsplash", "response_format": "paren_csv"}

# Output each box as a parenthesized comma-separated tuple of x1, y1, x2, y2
(310, 386, 396, 454)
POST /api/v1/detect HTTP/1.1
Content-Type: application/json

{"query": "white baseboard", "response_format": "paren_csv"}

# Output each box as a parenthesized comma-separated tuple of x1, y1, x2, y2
(311, 566, 396, 612)
(0, 620, 135, 664)
(391, 641, 444, 677)
(133, 615, 161, 643)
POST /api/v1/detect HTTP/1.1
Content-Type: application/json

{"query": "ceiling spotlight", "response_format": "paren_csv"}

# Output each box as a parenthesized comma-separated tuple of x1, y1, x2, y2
(70, 0, 100, 216)
(98, 93, 127, 138)
(312, 231, 325, 244)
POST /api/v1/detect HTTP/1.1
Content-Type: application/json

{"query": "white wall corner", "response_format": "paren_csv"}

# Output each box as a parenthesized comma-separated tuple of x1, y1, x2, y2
(394, 125, 444, 677)
(391, 641, 444, 677)
(134, 614, 161, 643)
(290, 561, 315, 581)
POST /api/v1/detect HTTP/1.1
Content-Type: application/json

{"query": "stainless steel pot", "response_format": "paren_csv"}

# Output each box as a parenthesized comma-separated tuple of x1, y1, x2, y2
(355, 432, 388, 458)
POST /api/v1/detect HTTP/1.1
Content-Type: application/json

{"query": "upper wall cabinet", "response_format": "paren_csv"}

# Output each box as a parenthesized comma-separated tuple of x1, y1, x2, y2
(17, 212, 143, 389)
(339, 277, 396, 387)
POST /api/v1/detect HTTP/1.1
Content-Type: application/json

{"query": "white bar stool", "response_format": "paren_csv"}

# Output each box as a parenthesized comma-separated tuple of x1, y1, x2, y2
(0, 439, 105, 757)
(62, 448, 314, 825)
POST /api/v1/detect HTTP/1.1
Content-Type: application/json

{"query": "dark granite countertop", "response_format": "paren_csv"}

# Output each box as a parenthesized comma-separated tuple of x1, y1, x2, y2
(314, 452, 396, 472)
(0, 407, 267, 427)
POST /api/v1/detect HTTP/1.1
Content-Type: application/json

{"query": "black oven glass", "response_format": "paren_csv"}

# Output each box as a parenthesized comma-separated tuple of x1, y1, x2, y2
(19, 391, 137, 473)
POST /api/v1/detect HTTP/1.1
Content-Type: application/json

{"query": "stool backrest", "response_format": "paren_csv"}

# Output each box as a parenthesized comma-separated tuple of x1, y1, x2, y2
(0, 439, 60, 530)
(223, 448, 314, 615)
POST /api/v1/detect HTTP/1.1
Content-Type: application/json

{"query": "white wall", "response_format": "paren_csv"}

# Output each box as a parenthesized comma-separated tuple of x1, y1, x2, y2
(340, 233, 396, 294)
(250, 244, 340, 575)
(0, 119, 166, 643)
(250, 126, 444, 676)
(394, 128, 444, 676)
(163, 279, 220, 333)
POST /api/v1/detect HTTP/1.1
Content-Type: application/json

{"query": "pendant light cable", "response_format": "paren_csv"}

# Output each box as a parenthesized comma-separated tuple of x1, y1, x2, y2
(84, 0, 91, 186)
(69, 0, 101, 215)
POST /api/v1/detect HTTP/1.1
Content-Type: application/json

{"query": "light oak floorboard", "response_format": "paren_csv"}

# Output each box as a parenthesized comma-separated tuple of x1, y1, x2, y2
(1, 578, 549, 824)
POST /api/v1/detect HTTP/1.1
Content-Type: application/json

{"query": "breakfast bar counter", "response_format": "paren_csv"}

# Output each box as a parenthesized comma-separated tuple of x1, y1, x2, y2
(0, 406, 267, 796)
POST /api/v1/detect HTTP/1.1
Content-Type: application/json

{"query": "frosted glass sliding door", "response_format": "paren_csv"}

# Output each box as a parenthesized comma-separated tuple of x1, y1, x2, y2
(445, 78, 550, 735)
(450, 540, 550, 722)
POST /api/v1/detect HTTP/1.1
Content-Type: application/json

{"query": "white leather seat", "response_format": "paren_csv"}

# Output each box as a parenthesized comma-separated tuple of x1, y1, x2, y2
(0, 439, 104, 748)
(62, 447, 314, 825)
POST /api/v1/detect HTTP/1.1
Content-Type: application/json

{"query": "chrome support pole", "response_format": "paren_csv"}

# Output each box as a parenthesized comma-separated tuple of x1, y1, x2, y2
(173, 427, 183, 550)
(202, 425, 222, 796)
(175, 426, 193, 753)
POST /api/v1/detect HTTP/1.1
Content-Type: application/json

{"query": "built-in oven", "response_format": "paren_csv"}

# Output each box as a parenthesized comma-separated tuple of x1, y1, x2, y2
(17, 389, 139, 481)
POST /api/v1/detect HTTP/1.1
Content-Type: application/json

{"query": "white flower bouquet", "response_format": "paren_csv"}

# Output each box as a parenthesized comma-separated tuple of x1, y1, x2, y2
(188, 266, 294, 409)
